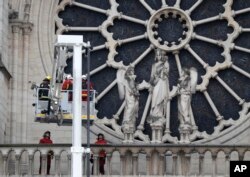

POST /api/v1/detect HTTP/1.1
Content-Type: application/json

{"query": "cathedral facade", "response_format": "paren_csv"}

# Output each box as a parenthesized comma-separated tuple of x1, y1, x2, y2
(1, 0, 250, 145)
(0, 0, 250, 176)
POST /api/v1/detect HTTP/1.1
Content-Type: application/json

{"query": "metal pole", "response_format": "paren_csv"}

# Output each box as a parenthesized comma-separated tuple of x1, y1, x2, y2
(86, 43, 91, 177)
(71, 43, 84, 177)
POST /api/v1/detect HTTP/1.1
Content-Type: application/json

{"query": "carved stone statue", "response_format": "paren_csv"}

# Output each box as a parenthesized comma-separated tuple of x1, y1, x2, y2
(148, 49, 169, 124)
(177, 67, 198, 143)
(117, 66, 139, 143)
(148, 49, 170, 143)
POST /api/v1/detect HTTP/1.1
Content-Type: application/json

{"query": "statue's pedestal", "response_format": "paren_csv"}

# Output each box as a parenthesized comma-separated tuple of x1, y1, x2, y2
(179, 124, 192, 144)
(122, 124, 134, 143)
(150, 123, 164, 143)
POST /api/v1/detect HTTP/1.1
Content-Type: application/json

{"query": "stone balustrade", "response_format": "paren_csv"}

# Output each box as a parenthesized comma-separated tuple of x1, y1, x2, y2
(0, 144, 249, 176)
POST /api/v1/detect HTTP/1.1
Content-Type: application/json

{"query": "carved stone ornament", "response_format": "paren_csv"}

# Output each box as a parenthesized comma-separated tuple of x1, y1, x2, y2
(55, 0, 250, 144)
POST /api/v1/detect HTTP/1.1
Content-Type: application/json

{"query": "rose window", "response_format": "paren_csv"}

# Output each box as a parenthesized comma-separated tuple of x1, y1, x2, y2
(56, 0, 250, 143)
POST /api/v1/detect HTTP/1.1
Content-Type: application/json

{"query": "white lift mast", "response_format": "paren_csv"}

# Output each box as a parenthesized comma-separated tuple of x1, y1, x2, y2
(55, 35, 91, 177)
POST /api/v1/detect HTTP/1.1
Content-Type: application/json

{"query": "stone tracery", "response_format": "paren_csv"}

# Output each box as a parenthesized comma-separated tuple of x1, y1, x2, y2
(55, 0, 250, 143)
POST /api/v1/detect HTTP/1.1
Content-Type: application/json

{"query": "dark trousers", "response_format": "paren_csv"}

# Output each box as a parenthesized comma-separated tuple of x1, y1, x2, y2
(39, 156, 51, 175)
(91, 157, 105, 175)
(99, 157, 105, 175)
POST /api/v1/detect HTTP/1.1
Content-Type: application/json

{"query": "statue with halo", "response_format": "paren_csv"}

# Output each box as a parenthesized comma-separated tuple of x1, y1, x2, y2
(148, 48, 170, 143)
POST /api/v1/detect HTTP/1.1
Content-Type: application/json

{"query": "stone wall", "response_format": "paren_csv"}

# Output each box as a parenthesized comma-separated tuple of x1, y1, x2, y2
(0, 0, 9, 66)
(6, 0, 96, 144)
(0, 0, 11, 144)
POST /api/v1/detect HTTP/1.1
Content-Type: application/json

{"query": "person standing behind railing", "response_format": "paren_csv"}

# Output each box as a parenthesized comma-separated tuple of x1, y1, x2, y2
(39, 131, 54, 175)
(90, 133, 107, 175)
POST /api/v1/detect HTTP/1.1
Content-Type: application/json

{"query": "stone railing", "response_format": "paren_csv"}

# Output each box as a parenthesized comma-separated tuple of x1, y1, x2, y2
(0, 144, 249, 176)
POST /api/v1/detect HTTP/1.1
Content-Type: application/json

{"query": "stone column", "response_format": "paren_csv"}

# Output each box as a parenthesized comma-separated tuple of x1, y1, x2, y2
(199, 153, 204, 176)
(157, 128, 162, 142)
(151, 128, 156, 143)
(179, 125, 191, 143)
(172, 153, 178, 176)
(159, 153, 166, 176)
(122, 126, 134, 143)
(185, 153, 191, 176)
(146, 154, 151, 175)
(225, 153, 230, 177)
(165, 100, 171, 134)
(120, 155, 125, 176)
(93, 154, 99, 175)
(54, 155, 60, 176)
(15, 154, 20, 175)
(132, 153, 138, 176)
(67, 154, 71, 175)
(180, 152, 188, 176)
(239, 154, 244, 161)
(125, 153, 133, 175)
(151, 124, 164, 143)
(41, 154, 47, 175)
(21, 23, 33, 143)
(3, 155, 8, 175)
(28, 155, 34, 175)
(106, 153, 112, 175)
(212, 154, 217, 177)
(10, 24, 21, 143)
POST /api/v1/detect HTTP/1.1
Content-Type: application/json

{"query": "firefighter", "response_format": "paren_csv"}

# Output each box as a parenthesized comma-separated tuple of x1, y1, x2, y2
(82, 75, 94, 101)
(62, 74, 73, 90)
(39, 76, 51, 100)
(62, 75, 73, 101)
(39, 76, 51, 114)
